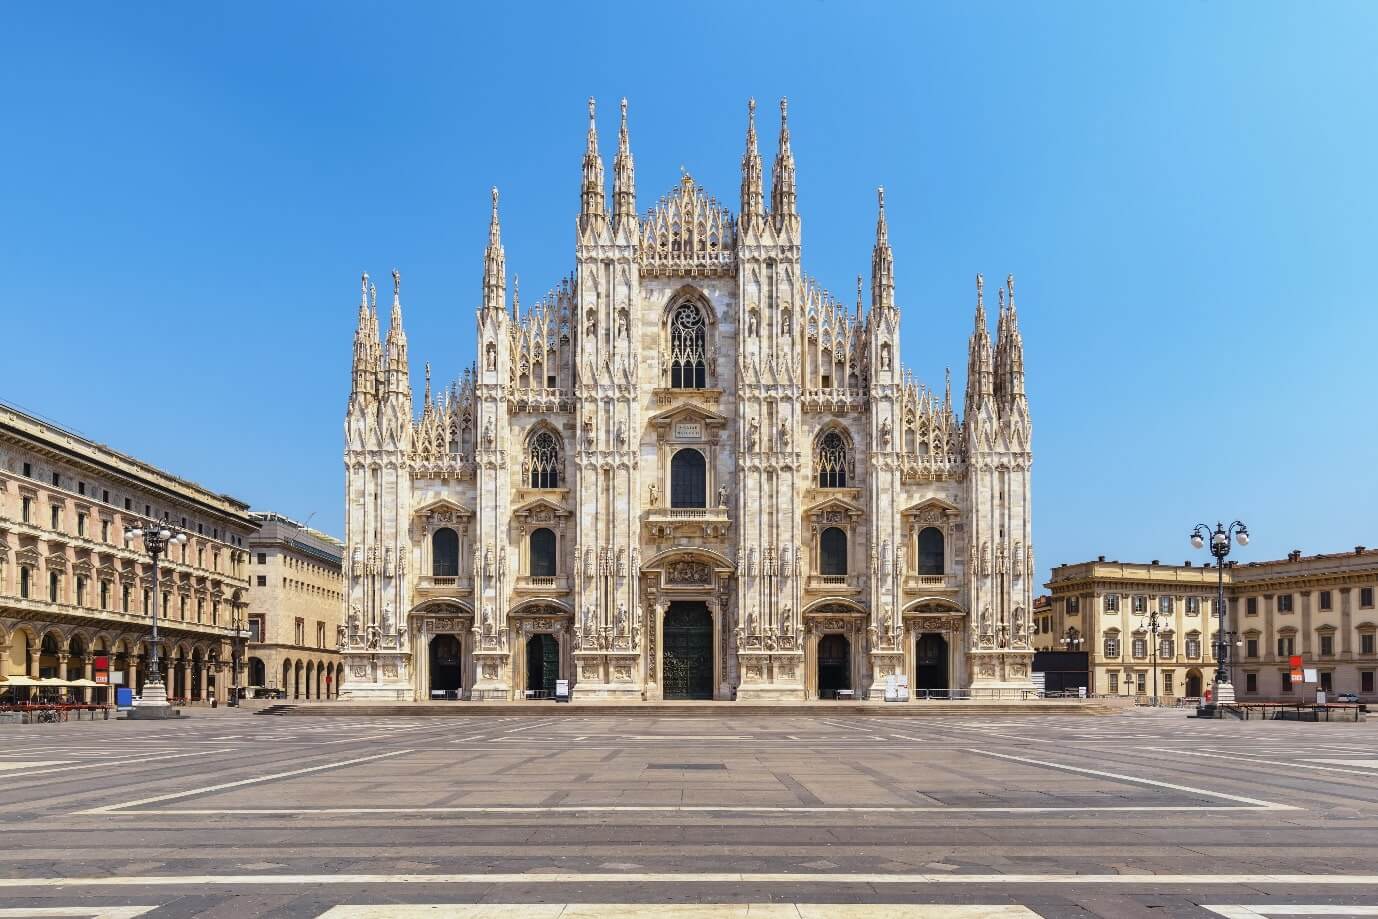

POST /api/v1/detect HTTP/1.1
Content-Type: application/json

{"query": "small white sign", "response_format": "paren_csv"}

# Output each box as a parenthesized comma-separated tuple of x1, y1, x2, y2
(555, 679, 570, 699)
(1304, 668, 1319, 683)
(674, 422, 703, 440)
(884, 675, 898, 702)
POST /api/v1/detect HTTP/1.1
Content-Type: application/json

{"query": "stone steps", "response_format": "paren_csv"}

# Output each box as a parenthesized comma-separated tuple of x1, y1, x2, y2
(268, 700, 1116, 717)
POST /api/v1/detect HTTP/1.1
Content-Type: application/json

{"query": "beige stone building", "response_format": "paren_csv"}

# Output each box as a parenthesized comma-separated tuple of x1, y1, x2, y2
(1044, 546, 1378, 700)
(341, 98, 1037, 702)
(244, 512, 345, 700)
(0, 402, 255, 703)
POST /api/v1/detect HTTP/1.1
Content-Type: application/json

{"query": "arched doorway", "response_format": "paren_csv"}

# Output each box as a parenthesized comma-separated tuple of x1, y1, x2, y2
(662, 602, 713, 699)
(429, 634, 462, 698)
(817, 633, 851, 698)
(526, 634, 559, 695)
(248, 657, 266, 688)
(916, 633, 948, 692)
(1185, 669, 1203, 698)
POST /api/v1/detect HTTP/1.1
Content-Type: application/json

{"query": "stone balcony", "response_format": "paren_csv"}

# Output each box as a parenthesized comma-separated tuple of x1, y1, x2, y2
(514, 575, 572, 595)
(414, 575, 473, 597)
(805, 574, 862, 594)
(903, 573, 961, 593)
(645, 506, 731, 541)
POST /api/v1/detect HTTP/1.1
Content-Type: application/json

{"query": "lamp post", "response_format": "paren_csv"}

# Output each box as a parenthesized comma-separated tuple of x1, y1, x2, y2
(124, 520, 188, 717)
(1141, 606, 1163, 707)
(1189, 520, 1249, 711)
(1061, 628, 1082, 651)
(228, 606, 245, 707)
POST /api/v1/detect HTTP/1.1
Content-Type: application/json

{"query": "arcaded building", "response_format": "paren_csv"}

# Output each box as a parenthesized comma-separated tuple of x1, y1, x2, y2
(340, 99, 1036, 702)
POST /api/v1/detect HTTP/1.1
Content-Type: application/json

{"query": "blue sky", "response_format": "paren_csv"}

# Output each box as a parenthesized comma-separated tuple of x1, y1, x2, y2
(3, 3, 1376, 581)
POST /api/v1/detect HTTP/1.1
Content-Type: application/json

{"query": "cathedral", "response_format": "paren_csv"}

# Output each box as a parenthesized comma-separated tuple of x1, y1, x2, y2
(339, 98, 1035, 702)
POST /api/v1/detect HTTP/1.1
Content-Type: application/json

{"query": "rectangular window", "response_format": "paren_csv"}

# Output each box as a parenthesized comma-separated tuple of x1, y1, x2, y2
(121, 585, 130, 612)
(1246, 672, 1258, 694)
(21, 496, 31, 523)
(1282, 671, 1293, 692)
(101, 520, 110, 542)
(1163, 671, 1174, 695)
(1186, 637, 1201, 658)
(1362, 587, 1375, 608)
(256, 575, 267, 587)
(22, 462, 31, 477)
(1320, 634, 1334, 657)
(1136, 672, 1147, 694)
(179, 596, 187, 621)
(1320, 671, 1334, 692)
(125, 498, 131, 510)
(1363, 671, 1375, 694)
(1104, 637, 1120, 658)
(51, 471, 59, 486)
(294, 618, 305, 646)
(547, 374, 556, 388)
(248, 617, 263, 643)
(75, 577, 85, 606)
(1320, 590, 1332, 611)
(19, 569, 29, 598)
(257, 553, 267, 565)
(77, 481, 85, 495)
(102, 489, 109, 503)
(50, 506, 60, 529)
(1108, 672, 1119, 693)
(1246, 597, 1258, 615)
(196, 598, 204, 623)
(99, 581, 109, 610)
(1158, 595, 1172, 614)
(821, 374, 831, 388)
(1159, 638, 1174, 659)
(1133, 595, 1147, 613)
(316, 622, 326, 649)
(1247, 638, 1259, 659)
(1362, 634, 1376, 656)
(1132, 637, 1147, 659)
(1067, 596, 1080, 615)
(1277, 636, 1295, 656)
(49, 572, 59, 602)
(1277, 594, 1293, 613)
(76, 512, 86, 537)
(1104, 594, 1120, 613)
(1186, 596, 1200, 614)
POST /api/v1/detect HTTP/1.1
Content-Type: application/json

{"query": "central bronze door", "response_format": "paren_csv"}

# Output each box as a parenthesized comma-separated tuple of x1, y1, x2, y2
(663, 601, 713, 700)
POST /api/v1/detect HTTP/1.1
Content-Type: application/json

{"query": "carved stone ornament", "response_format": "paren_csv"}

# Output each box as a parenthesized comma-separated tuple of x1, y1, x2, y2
(667, 561, 712, 585)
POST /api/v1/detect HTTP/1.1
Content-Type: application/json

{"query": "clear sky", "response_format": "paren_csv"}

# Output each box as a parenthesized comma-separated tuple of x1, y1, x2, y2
(3, 2, 1376, 582)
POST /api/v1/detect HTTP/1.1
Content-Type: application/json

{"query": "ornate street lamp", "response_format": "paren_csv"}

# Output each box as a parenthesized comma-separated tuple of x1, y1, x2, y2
(1061, 627, 1082, 651)
(1138, 606, 1164, 707)
(229, 605, 247, 707)
(1189, 520, 1250, 709)
(124, 521, 188, 716)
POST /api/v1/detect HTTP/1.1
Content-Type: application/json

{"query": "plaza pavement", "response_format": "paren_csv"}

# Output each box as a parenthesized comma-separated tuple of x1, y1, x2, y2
(0, 708, 1376, 917)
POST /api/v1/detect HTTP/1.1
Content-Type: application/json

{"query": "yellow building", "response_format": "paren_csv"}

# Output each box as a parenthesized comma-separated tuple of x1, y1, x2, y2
(1044, 546, 1378, 701)
(244, 512, 345, 700)
(0, 402, 256, 703)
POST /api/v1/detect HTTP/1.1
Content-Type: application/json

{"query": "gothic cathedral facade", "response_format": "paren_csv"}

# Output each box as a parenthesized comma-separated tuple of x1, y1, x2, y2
(340, 99, 1035, 702)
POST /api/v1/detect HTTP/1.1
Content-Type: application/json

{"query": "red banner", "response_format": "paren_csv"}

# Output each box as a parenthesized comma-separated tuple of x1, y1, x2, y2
(1289, 655, 1304, 681)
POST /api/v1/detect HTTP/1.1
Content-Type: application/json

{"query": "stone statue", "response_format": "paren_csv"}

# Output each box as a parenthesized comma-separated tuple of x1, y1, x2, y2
(746, 606, 758, 635)
(748, 417, 759, 450)
(779, 421, 790, 450)
(483, 418, 494, 448)
(879, 418, 892, 448)
(616, 420, 626, 448)
(649, 482, 659, 506)
(717, 483, 728, 507)
(482, 604, 494, 632)
(381, 604, 394, 635)
(366, 624, 380, 649)
(336, 623, 347, 647)
(615, 603, 627, 635)
(583, 414, 595, 449)
(348, 606, 361, 636)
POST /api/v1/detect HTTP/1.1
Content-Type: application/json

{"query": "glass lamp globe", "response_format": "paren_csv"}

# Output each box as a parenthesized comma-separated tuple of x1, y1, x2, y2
(1190, 534, 1204, 550)
(1236, 531, 1249, 546)
(176, 533, 188, 544)
(159, 528, 172, 540)
(1213, 532, 1228, 547)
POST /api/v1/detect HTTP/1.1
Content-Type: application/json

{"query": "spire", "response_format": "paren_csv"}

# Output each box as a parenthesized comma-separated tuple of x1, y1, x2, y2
(350, 271, 380, 402)
(993, 286, 1008, 404)
(384, 268, 410, 400)
(740, 98, 765, 227)
(1003, 274, 1026, 407)
(512, 275, 520, 322)
(483, 187, 506, 313)
(944, 367, 953, 415)
(612, 97, 637, 230)
(423, 361, 432, 412)
(964, 273, 994, 421)
(871, 186, 895, 311)
(579, 97, 606, 231)
(855, 274, 863, 321)
(770, 98, 797, 225)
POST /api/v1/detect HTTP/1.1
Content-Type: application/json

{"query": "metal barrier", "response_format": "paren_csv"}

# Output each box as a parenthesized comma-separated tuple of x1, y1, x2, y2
(1218, 702, 1364, 722)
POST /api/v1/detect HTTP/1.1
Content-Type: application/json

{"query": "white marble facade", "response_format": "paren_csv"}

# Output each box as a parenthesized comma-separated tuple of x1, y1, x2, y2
(339, 99, 1035, 702)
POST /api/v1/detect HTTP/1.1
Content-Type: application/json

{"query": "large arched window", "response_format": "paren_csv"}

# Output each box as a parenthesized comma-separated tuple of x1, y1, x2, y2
(432, 528, 459, 577)
(669, 302, 707, 389)
(528, 430, 561, 489)
(820, 527, 848, 576)
(530, 528, 556, 577)
(816, 430, 849, 488)
(670, 448, 707, 508)
(917, 527, 945, 575)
